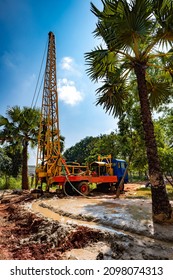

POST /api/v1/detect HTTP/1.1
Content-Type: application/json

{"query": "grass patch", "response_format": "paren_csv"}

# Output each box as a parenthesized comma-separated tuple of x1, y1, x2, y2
(126, 184, 173, 200)
(126, 187, 151, 199)
(89, 183, 97, 191)
(0, 176, 22, 190)
(133, 187, 151, 199)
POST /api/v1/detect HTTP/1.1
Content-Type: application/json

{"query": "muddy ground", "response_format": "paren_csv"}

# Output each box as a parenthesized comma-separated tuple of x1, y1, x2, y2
(0, 183, 173, 260)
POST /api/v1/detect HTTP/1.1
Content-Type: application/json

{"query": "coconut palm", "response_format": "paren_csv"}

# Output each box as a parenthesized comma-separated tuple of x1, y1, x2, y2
(85, 0, 173, 222)
(0, 106, 40, 190)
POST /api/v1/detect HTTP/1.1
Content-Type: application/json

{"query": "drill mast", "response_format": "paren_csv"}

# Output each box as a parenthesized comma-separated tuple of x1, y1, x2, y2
(36, 32, 61, 181)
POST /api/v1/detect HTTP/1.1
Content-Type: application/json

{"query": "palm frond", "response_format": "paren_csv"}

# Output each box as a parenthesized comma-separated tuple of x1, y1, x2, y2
(91, 0, 118, 18)
(85, 46, 118, 81)
(86, 0, 173, 121)
(153, 0, 173, 45)
(95, 78, 128, 117)
(6, 106, 21, 123)
(161, 49, 173, 79)
(0, 116, 9, 127)
(103, 0, 153, 51)
(0, 106, 40, 146)
(147, 80, 173, 108)
(149, 49, 173, 80)
(90, 2, 103, 18)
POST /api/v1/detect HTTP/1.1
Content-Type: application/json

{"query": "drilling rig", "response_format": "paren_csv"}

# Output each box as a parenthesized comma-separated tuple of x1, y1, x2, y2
(35, 31, 64, 190)
(35, 31, 127, 195)
(35, 31, 89, 193)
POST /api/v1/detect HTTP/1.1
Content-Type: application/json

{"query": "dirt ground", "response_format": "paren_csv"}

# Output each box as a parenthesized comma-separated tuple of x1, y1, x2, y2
(0, 183, 173, 260)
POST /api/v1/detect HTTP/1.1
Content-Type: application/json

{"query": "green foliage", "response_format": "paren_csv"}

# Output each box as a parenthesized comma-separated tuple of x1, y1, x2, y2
(0, 106, 40, 189)
(0, 148, 12, 177)
(4, 145, 22, 177)
(0, 147, 22, 189)
(155, 109, 173, 176)
(63, 106, 173, 177)
(63, 136, 96, 164)
(85, 0, 173, 117)
(87, 132, 119, 161)
(0, 176, 22, 190)
(0, 106, 40, 147)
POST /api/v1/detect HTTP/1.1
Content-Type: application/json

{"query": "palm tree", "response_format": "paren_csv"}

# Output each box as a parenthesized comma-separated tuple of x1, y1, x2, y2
(0, 106, 40, 190)
(85, 0, 173, 222)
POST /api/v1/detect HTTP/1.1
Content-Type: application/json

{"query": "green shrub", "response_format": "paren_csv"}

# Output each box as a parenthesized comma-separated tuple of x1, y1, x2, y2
(0, 176, 22, 190)
(9, 177, 22, 189)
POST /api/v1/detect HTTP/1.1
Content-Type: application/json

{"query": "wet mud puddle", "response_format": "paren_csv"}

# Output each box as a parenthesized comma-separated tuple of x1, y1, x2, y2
(31, 197, 173, 244)
(31, 200, 125, 235)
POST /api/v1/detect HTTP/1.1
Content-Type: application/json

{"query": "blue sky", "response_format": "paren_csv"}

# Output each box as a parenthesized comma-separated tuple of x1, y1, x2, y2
(0, 0, 117, 165)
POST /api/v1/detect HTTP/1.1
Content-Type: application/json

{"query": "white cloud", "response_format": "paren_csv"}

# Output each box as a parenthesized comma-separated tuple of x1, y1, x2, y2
(60, 56, 82, 77)
(61, 57, 74, 71)
(58, 78, 83, 106)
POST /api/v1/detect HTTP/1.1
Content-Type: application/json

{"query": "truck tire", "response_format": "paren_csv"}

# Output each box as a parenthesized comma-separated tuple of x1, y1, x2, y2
(64, 182, 74, 195)
(77, 182, 90, 196)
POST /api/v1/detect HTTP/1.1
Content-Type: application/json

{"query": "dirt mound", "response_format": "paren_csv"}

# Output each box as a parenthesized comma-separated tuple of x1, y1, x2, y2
(58, 226, 104, 253)
(0, 192, 106, 260)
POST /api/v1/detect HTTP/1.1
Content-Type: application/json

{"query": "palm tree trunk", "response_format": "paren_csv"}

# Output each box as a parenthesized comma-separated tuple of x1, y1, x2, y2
(134, 62, 172, 222)
(22, 141, 29, 190)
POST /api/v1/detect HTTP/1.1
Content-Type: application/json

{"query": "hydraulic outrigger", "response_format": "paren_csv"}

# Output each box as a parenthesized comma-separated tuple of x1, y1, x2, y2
(35, 32, 123, 195)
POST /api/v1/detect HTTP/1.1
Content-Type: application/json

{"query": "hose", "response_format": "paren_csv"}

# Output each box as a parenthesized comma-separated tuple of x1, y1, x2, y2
(65, 174, 90, 198)
(61, 160, 90, 198)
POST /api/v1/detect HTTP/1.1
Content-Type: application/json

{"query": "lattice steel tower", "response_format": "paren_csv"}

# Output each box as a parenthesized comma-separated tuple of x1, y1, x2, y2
(36, 31, 62, 182)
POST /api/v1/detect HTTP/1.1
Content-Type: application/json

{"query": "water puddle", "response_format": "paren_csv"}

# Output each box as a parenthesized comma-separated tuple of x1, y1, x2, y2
(32, 201, 96, 226)
(31, 198, 173, 244)
(32, 200, 126, 235)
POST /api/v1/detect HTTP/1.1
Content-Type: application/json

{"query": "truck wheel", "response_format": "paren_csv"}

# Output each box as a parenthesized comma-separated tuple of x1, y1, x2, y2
(77, 182, 90, 196)
(64, 182, 74, 195)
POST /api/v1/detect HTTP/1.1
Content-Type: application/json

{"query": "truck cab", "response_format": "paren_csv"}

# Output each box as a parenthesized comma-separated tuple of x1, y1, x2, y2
(112, 159, 128, 184)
